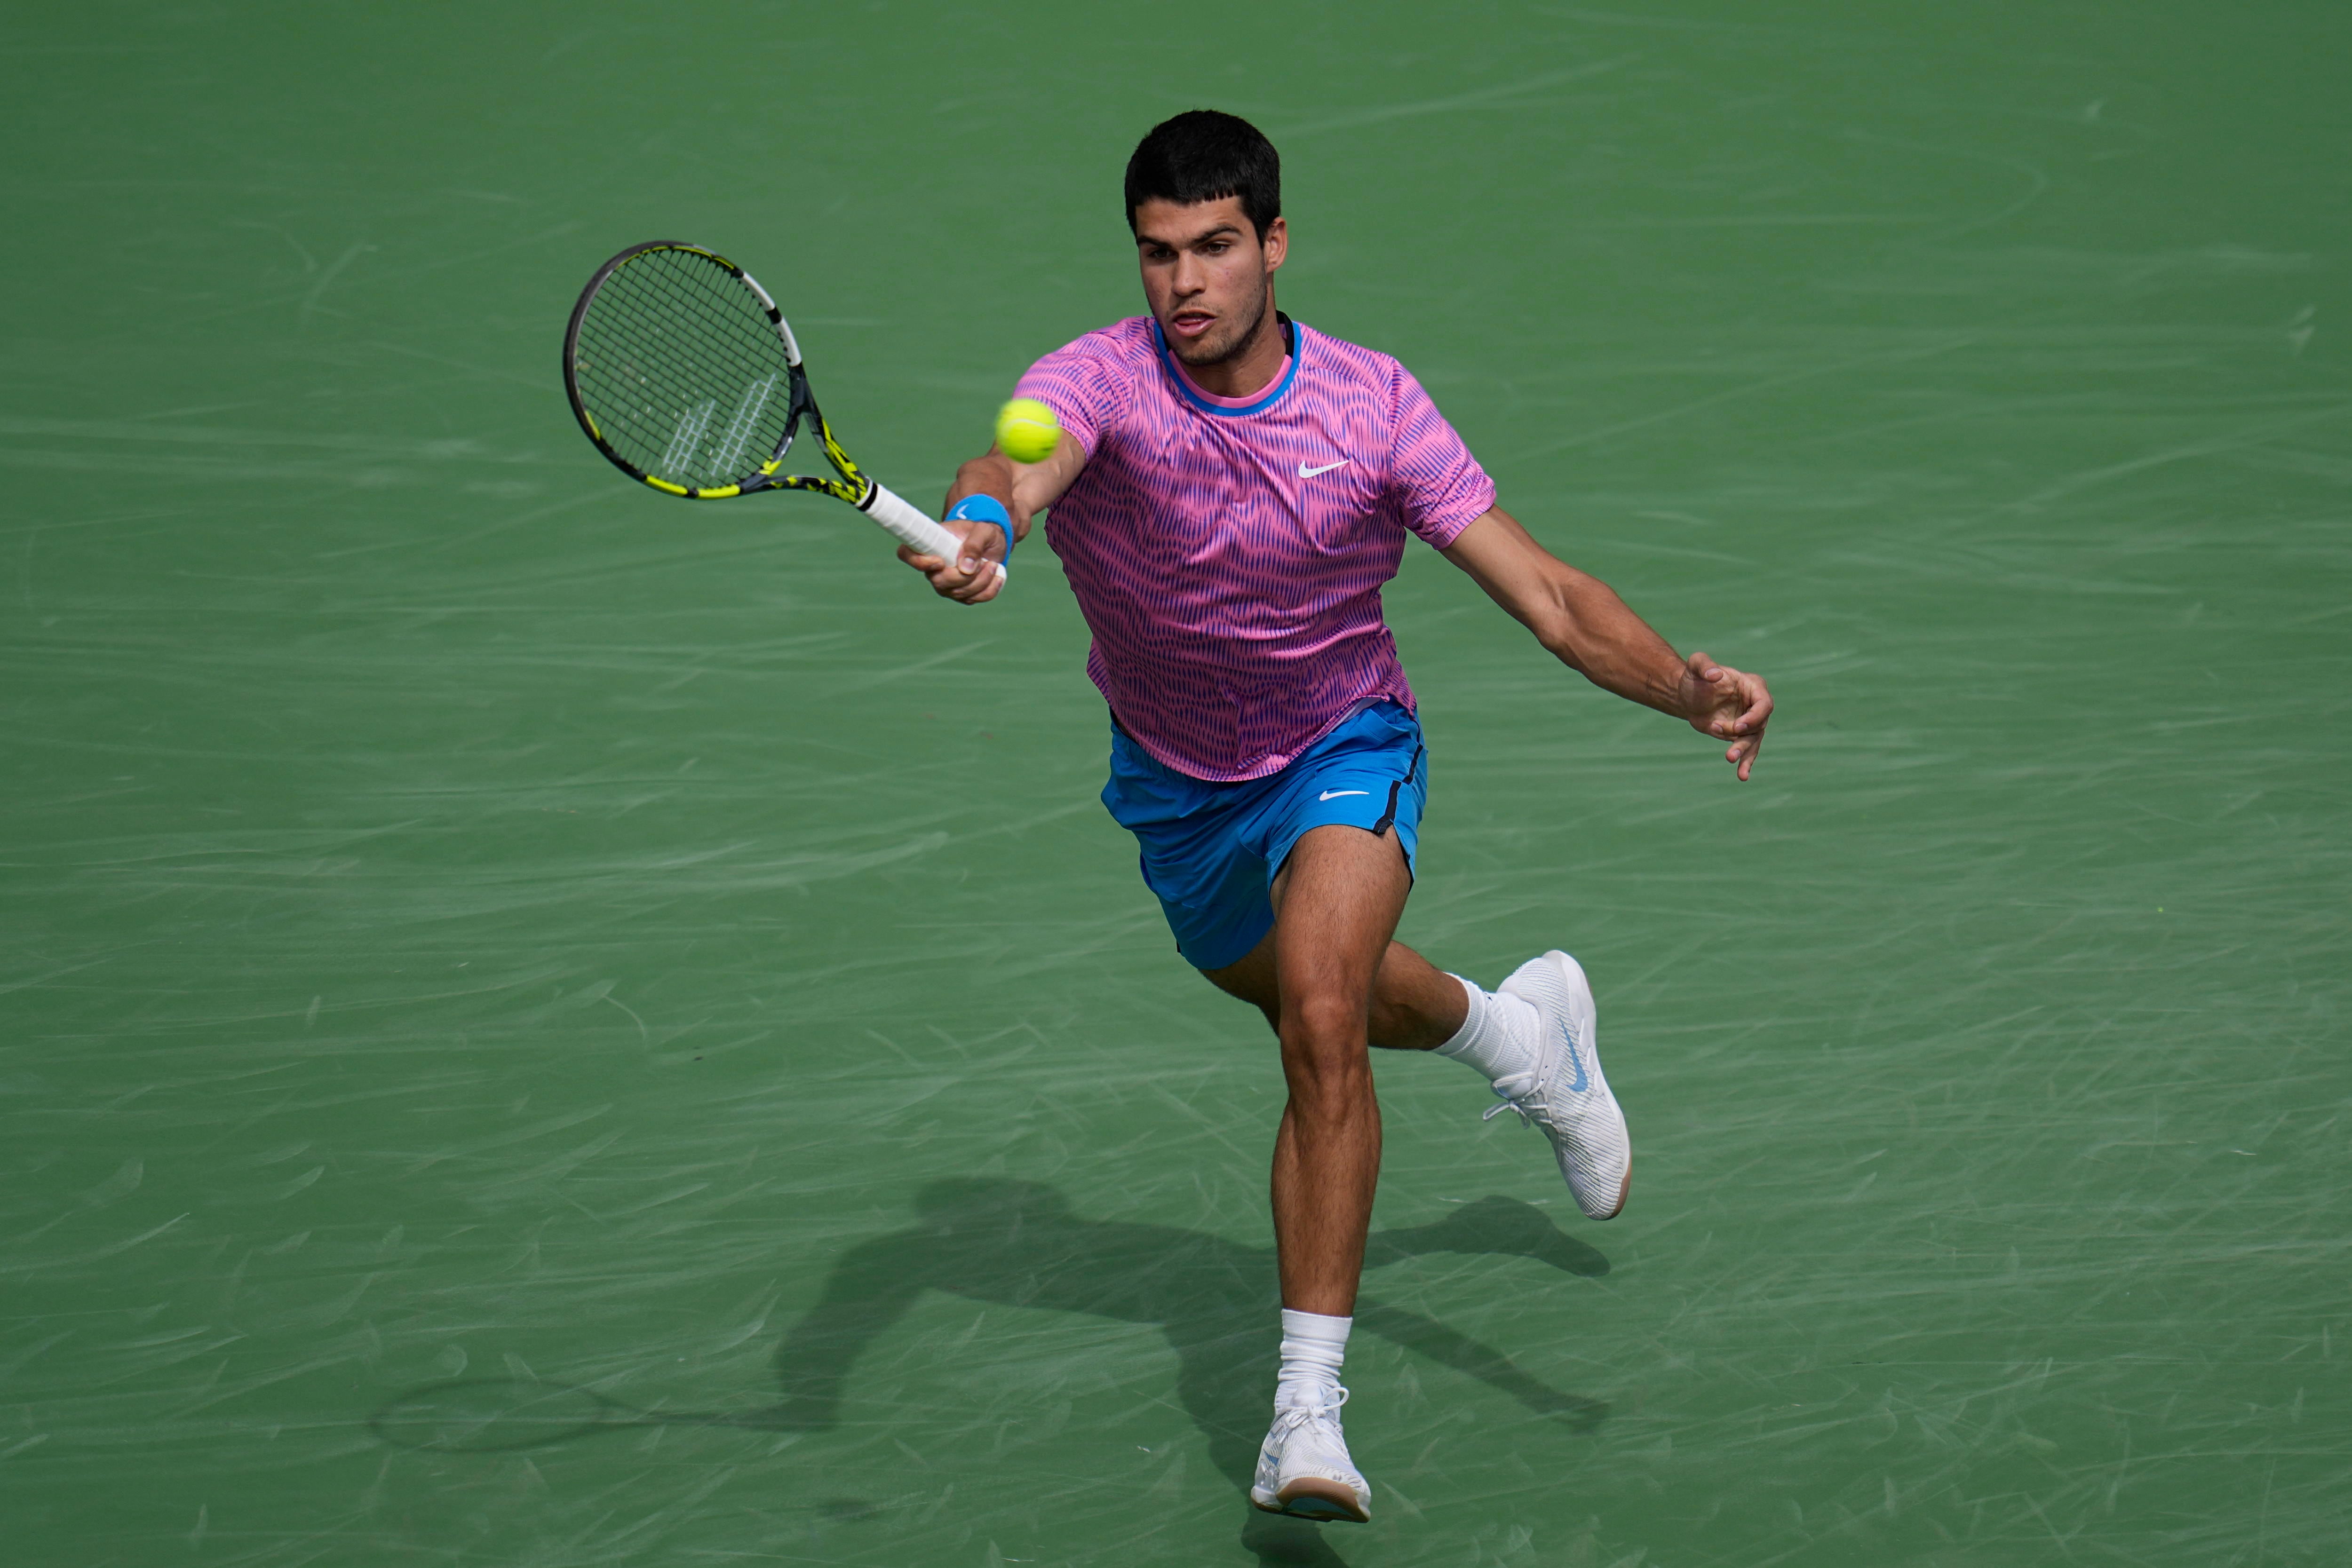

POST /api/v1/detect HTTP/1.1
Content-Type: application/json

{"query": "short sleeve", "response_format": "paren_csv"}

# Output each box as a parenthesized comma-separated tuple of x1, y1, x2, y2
(1013, 328, 1140, 459)
(1384, 364, 1495, 547)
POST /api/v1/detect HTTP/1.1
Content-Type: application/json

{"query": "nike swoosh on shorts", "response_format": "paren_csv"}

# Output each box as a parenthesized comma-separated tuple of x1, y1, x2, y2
(1318, 790, 1369, 801)
(1298, 459, 1351, 478)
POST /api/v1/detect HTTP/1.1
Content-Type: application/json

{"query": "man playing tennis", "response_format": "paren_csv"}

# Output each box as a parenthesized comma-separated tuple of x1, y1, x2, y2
(904, 111, 1772, 1524)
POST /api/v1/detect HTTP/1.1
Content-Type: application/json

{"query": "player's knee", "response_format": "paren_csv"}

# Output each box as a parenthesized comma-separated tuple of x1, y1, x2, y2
(1279, 993, 1370, 1075)
(1284, 988, 1363, 1040)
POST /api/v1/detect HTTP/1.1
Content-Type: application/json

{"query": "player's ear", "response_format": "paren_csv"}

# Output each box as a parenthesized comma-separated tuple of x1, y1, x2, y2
(1261, 215, 1288, 273)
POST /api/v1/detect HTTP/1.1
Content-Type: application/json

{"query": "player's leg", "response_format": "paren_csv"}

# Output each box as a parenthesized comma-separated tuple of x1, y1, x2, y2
(1207, 878, 1633, 1225)
(1209, 921, 1573, 1141)
(1241, 821, 1403, 1523)
(1259, 822, 1409, 1318)
(1205, 928, 1463, 1050)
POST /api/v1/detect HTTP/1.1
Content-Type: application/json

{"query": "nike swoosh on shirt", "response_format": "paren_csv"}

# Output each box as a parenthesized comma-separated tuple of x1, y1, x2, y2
(1318, 789, 1369, 801)
(1297, 459, 1351, 478)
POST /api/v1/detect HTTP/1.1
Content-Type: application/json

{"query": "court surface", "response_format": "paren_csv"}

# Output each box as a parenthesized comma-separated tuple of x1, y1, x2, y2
(3, 4, 2347, 1564)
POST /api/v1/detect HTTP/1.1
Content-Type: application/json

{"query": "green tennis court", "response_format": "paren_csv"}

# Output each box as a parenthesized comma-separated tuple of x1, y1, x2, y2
(4, 4, 2346, 1564)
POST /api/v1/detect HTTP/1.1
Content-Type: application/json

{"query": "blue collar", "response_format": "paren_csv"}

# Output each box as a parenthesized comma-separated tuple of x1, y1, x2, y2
(1153, 313, 1300, 417)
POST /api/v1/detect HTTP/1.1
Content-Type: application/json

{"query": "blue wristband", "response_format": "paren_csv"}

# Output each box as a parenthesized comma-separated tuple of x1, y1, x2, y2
(946, 493, 1014, 561)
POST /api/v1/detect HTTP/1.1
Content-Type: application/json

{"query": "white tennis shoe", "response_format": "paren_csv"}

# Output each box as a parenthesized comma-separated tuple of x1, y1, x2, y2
(1249, 1388, 1371, 1523)
(1489, 950, 1631, 1220)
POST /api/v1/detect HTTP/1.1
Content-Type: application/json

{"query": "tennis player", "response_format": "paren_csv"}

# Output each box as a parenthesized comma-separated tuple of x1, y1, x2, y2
(904, 111, 1772, 1524)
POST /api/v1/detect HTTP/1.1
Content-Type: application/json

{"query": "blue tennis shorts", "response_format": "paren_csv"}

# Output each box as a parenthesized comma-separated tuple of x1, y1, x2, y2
(1101, 701, 1429, 971)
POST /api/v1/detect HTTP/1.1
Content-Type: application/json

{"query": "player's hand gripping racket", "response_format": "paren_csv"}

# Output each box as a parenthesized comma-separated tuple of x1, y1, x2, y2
(562, 240, 1001, 578)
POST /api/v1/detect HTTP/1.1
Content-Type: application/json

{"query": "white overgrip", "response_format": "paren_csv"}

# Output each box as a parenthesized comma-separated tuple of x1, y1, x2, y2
(862, 483, 1008, 580)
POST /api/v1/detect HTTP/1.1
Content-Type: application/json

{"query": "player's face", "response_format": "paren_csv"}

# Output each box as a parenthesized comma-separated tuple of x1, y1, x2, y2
(1133, 197, 1288, 367)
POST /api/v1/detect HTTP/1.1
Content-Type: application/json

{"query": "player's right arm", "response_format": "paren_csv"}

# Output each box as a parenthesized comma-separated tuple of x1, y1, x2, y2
(901, 435, 1087, 604)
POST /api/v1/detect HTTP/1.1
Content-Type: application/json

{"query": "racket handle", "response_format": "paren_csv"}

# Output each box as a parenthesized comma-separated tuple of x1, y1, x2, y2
(863, 482, 1009, 580)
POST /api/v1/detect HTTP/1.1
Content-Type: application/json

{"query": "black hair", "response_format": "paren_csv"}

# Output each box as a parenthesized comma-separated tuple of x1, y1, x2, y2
(1123, 110, 1282, 239)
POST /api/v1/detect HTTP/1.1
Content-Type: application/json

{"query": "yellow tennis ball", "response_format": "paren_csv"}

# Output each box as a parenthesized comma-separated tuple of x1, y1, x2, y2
(995, 397, 1061, 464)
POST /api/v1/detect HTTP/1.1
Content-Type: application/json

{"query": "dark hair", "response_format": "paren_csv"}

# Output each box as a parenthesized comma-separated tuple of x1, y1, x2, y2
(1124, 110, 1281, 239)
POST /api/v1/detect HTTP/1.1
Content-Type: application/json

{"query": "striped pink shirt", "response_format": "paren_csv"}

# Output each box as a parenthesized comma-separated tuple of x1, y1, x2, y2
(1016, 315, 1495, 781)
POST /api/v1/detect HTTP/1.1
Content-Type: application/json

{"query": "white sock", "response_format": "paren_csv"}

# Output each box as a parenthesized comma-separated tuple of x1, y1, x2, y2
(1436, 976, 1538, 1082)
(1276, 1308, 1351, 1409)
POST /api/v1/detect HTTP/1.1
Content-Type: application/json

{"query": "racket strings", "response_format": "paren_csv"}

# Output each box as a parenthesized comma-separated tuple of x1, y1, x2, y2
(571, 250, 799, 489)
(584, 258, 776, 455)
(580, 260, 779, 483)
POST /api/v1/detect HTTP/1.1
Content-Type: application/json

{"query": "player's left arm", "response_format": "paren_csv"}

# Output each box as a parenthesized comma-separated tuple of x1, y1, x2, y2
(1439, 507, 1773, 779)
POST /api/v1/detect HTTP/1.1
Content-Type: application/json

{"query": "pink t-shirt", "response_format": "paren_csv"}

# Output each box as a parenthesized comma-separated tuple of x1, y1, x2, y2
(1016, 315, 1495, 781)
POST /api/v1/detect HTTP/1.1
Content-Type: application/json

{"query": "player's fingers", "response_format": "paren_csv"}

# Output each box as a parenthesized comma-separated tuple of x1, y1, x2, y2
(1687, 648, 1725, 684)
(900, 543, 960, 586)
(1722, 670, 1772, 732)
(901, 548, 976, 601)
(1706, 693, 1752, 738)
(935, 524, 996, 589)
(940, 513, 1011, 602)
(1693, 665, 1769, 736)
(951, 558, 1010, 604)
(946, 516, 1009, 578)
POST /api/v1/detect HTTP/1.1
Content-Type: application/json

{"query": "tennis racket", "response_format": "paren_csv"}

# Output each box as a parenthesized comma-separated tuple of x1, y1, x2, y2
(562, 240, 998, 575)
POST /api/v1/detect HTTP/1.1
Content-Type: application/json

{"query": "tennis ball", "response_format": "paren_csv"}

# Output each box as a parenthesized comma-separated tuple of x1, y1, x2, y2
(995, 397, 1061, 464)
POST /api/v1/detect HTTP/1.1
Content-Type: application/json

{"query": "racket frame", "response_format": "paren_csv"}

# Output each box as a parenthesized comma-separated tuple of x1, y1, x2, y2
(562, 241, 982, 569)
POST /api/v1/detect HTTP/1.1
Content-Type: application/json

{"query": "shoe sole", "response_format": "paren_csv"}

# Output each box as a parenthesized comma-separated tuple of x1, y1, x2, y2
(1251, 1478, 1370, 1523)
(1596, 1162, 1631, 1220)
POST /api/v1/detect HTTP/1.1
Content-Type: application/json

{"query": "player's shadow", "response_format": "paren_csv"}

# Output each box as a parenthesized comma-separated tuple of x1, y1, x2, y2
(765, 1179, 1609, 1566)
